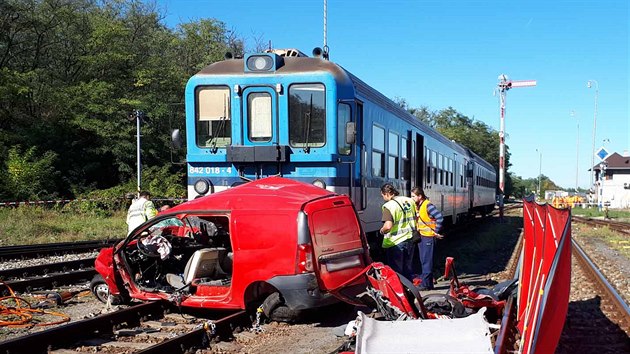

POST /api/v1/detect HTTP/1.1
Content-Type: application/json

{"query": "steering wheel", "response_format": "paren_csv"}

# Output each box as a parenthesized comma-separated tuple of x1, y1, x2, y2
(137, 233, 161, 258)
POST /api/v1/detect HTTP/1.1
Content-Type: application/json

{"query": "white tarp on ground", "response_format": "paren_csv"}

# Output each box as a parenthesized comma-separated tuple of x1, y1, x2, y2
(355, 308, 493, 354)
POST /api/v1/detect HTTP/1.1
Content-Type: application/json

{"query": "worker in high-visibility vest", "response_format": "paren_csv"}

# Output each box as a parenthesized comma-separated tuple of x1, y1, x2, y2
(411, 187, 443, 291)
(126, 191, 158, 235)
(379, 183, 416, 281)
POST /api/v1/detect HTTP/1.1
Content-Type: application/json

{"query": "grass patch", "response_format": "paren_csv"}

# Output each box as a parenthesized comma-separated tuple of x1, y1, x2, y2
(0, 207, 126, 246)
(571, 207, 630, 222)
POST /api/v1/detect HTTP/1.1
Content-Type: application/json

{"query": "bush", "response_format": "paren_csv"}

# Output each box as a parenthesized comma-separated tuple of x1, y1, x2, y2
(3, 145, 58, 200)
(64, 164, 185, 215)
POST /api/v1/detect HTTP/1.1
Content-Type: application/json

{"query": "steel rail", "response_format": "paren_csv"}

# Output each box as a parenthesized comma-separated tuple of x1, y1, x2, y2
(136, 310, 249, 354)
(572, 239, 630, 333)
(572, 216, 630, 236)
(0, 240, 117, 260)
(2, 268, 96, 294)
(0, 258, 95, 280)
(0, 301, 167, 354)
(493, 230, 523, 354)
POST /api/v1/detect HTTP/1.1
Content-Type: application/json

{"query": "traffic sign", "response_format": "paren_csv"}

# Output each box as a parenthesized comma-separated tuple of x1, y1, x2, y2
(596, 147, 609, 161)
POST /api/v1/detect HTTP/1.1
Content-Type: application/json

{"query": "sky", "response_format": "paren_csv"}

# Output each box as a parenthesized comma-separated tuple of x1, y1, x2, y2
(154, 0, 628, 191)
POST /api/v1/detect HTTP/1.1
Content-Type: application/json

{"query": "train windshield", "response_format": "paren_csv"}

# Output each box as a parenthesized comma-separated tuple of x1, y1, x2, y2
(196, 86, 232, 148)
(288, 83, 326, 148)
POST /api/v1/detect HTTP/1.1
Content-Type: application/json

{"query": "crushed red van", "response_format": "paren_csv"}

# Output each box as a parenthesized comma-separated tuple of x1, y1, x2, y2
(91, 177, 371, 321)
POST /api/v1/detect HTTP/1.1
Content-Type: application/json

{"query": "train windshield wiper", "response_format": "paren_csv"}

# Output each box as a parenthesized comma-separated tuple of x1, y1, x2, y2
(303, 94, 313, 153)
(208, 94, 229, 153)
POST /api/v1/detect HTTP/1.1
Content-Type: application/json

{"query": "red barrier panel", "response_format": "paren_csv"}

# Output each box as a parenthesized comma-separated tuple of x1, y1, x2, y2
(517, 199, 571, 354)
(517, 199, 535, 330)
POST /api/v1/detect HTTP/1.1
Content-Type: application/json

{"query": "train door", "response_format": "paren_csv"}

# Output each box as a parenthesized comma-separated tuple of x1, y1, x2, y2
(242, 87, 278, 146)
(403, 131, 412, 196)
(467, 160, 474, 210)
(339, 99, 359, 207)
(356, 101, 365, 211)
(415, 133, 425, 189)
(452, 153, 458, 222)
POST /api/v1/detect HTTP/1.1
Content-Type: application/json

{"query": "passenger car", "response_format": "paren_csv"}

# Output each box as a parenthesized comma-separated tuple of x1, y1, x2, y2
(91, 177, 371, 321)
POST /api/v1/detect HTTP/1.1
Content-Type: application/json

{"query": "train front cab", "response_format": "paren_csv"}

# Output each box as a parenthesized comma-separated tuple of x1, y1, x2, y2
(184, 52, 360, 202)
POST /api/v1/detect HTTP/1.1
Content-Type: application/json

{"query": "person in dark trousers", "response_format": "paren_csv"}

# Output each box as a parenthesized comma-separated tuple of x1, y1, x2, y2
(411, 187, 444, 290)
(379, 183, 416, 280)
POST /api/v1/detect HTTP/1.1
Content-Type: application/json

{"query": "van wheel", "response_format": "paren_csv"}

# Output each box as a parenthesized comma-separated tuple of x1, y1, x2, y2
(262, 292, 299, 323)
(90, 274, 126, 305)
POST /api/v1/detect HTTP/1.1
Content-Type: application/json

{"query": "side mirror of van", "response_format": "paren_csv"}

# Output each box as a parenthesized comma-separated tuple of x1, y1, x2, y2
(345, 122, 356, 145)
(171, 129, 183, 149)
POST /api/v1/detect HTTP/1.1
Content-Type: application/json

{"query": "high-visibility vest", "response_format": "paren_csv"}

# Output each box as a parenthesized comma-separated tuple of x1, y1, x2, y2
(126, 197, 157, 234)
(417, 199, 438, 237)
(381, 196, 416, 248)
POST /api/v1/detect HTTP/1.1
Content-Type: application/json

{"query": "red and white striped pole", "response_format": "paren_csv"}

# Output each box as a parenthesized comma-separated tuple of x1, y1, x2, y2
(497, 75, 536, 218)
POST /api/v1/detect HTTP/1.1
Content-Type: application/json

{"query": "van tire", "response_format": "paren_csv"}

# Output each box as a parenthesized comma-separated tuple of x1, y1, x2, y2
(90, 274, 126, 305)
(262, 292, 298, 323)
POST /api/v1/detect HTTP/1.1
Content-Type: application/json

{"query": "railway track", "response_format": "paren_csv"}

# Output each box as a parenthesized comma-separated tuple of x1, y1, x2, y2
(0, 258, 96, 294)
(555, 240, 630, 353)
(0, 300, 250, 354)
(0, 240, 116, 261)
(571, 240, 630, 333)
(0, 258, 95, 280)
(1, 269, 96, 294)
(572, 215, 630, 236)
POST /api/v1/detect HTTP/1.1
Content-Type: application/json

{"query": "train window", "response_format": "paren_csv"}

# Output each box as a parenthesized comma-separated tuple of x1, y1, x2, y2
(338, 103, 351, 155)
(388, 132, 399, 179)
(444, 156, 447, 185)
(372, 125, 385, 177)
(448, 159, 453, 187)
(438, 154, 443, 185)
(247, 92, 272, 142)
(195, 86, 232, 148)
(288, 84, 325, 148)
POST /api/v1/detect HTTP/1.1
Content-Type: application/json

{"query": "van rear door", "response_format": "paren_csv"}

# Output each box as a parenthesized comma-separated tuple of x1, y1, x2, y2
(303, 196, 369, 291)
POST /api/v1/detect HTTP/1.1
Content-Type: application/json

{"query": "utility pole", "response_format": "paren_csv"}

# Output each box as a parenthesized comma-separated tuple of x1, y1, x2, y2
(587, 80, 599, 193)
(571, 110, 579, 192)
(536, 148, 542, 199)
(130, 109, 146, 196)
(497, 75, 536, 217)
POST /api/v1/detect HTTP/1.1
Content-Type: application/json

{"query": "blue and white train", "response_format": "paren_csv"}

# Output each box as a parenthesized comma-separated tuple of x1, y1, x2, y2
(180, 48, 496, 235)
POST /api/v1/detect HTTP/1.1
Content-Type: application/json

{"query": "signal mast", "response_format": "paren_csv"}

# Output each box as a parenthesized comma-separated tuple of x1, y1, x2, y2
(497, 75, 536, 217)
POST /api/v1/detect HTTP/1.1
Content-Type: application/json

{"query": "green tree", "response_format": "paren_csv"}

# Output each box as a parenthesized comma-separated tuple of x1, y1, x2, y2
(4, 145, 58, 200)
(0, 0, 247, 201)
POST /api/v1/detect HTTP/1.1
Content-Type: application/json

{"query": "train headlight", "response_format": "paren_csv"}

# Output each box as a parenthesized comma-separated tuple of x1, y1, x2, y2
(247, 55, 273, 71)
(194, 179, 210, 195)
(312, 179, 326, 189)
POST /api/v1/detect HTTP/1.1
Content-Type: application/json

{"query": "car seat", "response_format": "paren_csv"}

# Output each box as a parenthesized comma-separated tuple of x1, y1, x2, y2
(166, 248, 227, 289)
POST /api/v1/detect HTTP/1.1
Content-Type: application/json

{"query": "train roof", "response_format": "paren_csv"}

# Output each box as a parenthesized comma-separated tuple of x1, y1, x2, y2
(196, 56, 354, 87)
(345, 71, 469, 155)
(168, 176, 336, 213)
(193, 54, 490, 166)
(465, 148, 496, 172)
